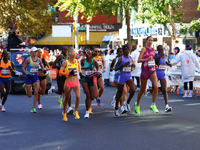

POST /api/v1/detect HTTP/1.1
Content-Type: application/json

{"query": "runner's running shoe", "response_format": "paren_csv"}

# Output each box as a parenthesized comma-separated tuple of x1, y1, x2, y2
(22, 83, 26, 89)
(1, 105, 6, 112)
(183, 94, 188, 98)
(111, 95, 116, 108)
(126, 102, 131, 111)
(31, 108, 37, 113)
(62, 112, 68, 122)
(165, 106, 172, 112)
(150, 104, 159, 113)
(74, 111, 80, 119)
(60, 101, 63, 108)
(114, 108, 119, 117)
(48, 86, 55, 95)
(38, 104, 43, 109)
(88, 108, 93, 114)
(134, 102, 140, 115)
(67, 107, 74, 114)
(96, 98, 101, 106)
(84, 111, 89, 118)
(58, 97, 62, 104)
(120, 106, 127, 114)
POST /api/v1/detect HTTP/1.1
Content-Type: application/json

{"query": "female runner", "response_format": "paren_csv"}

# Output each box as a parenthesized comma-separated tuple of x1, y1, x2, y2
(134, 36, 159, 115)
(93, 47, 105, 106)
(59, 48, 81, 121)
(114, 45, 136, 116)
(0, 51, 15, 112)
(80, 50, 99, 118)
(37, 48, 50, 109)
(49, 46, 73, 114)
(22, 47, 46, 113)
(155, 45, 172, 112)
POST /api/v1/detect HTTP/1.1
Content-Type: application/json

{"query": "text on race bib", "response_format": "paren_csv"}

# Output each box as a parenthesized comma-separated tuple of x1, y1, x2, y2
(123, 66, 131, 73)
(30, 67, 38, 74)
(1, 69, 10, 75)
(159, 64, 166, 70)
(68, 68, 78, 76)
(148, 60, 155, 67)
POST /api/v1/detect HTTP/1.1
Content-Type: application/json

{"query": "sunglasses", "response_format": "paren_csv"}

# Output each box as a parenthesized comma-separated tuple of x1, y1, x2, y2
(95, 51, 100, 53)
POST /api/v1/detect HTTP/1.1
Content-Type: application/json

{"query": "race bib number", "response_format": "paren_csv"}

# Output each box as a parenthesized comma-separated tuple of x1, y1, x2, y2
(159, 64, 166, 70)
(1, 69, 10, 75)
(82, 69, 94, 76)
(148, 60, 155, 67)
(123, 66, 131, 73)
(69, 68, 78, 76)
(30, 67, 38, 74)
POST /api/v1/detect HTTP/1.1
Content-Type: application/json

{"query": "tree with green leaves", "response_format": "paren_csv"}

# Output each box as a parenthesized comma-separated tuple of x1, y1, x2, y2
(136, 0, 183, 43)
(180, 0, 200, 36)
(0, 0, 56, 38)
(56, 0, 138, 49)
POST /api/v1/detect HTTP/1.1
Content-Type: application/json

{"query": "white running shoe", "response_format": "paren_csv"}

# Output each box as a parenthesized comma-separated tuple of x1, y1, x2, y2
(84, 111, 89, 118)
(1, 105, 6, 112)
(183, 94, 188, 98)
(111, 95, 116, 108)
(114, 108, 119, 117)
(165, 106, 172, 112)
(120, 106, 127, 114)
(187, 94, 192, 98)
(67, 107, 74, 114)
(48, 86, 55, 95)
(126, 102, 131, 111)
(38, 104, 43, 109)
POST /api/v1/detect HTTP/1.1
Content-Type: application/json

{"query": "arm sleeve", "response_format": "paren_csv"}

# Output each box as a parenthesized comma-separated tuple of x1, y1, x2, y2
(171, 54, 181, 65)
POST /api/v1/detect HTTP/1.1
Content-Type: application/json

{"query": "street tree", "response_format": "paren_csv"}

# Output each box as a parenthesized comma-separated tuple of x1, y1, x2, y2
(56, 0, 138, 49)
(0, 0, 56, 38)
(136, 0, 183, 46)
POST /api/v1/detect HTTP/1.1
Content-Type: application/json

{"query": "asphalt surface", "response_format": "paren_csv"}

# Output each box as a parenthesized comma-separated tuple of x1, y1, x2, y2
(1, 80, 200, 150)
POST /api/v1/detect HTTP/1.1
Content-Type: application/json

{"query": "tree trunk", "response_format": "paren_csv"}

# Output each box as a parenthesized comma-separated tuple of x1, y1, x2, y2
(126, 10, 131, 50)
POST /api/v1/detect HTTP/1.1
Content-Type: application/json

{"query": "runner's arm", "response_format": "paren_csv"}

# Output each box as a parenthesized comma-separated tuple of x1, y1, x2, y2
(21, 58, 30, 75)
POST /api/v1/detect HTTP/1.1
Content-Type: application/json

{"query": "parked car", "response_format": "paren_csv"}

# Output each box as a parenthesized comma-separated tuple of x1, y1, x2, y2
(9, 50, 52, 94)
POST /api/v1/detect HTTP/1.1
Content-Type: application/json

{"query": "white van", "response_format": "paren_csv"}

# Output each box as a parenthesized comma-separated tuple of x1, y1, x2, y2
(100, 35, 122, 51)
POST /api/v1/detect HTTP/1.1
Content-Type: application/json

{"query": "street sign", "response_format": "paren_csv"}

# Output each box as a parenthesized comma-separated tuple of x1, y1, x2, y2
(78, 27, 86, 31)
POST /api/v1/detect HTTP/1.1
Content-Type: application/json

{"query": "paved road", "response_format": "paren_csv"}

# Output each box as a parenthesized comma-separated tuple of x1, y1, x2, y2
(1, 81, 200, 150)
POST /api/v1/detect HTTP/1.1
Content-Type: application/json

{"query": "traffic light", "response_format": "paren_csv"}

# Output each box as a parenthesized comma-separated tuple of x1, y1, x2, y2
(73, 22, 76, 32)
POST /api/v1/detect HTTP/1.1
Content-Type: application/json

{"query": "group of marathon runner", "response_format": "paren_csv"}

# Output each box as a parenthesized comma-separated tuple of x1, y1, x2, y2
(2, 35, 200, 122)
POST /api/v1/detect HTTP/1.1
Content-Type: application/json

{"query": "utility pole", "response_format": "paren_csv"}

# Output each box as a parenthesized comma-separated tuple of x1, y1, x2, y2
(74, 14, 79, 51)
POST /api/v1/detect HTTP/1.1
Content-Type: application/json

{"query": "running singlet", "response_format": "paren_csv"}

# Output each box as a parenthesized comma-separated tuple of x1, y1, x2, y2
(81, 58, 95, 77)
(0, 60, 12, 78)
(57, 54, 67, 68)
(38, 58, 46, 71)
(26, 57, 39, 75)
(64, 59, 81, 77)
(120, 55, 132, 76)
(157, 53, 166, 71)
(142, 47, 155, 71)
(93, 56, 103, 69)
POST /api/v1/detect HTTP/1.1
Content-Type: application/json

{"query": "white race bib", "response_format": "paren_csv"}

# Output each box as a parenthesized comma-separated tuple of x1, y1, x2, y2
(159, 64, 166, 70)
(69, 68, 78, 76)
(148, 60, 155, 67)
(30, 68, 38, 74)
(123, 67, 131, 73)
(1, 69, 10, 75)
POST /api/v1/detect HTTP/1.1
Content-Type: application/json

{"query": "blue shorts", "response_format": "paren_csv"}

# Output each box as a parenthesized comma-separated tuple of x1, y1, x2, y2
(114, 73, 119, 82)
(0, 77, 11, 85)
(117, 73, 132, 84)
(25, 74, 39, 85)
(156, 70, 166, 80)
